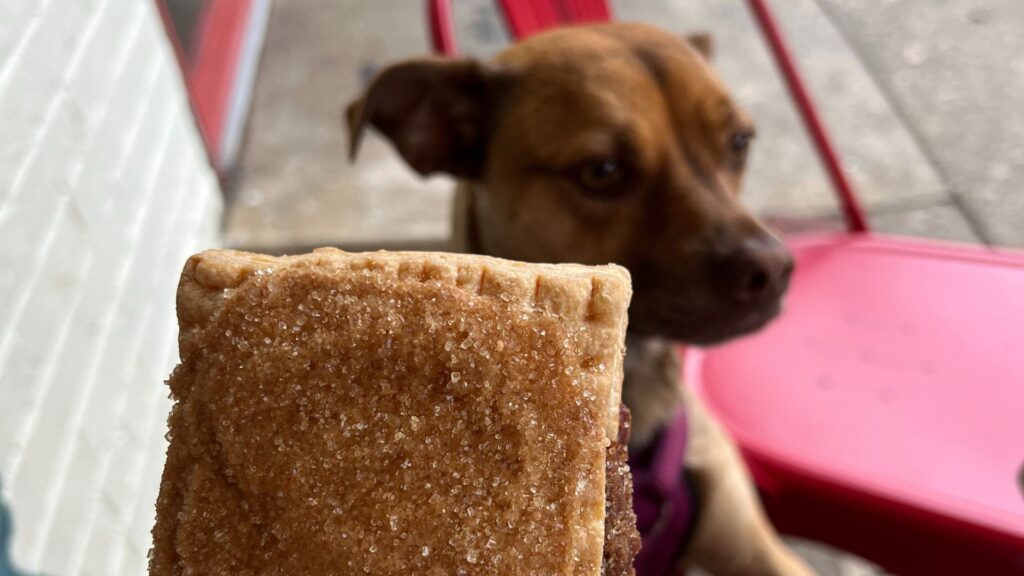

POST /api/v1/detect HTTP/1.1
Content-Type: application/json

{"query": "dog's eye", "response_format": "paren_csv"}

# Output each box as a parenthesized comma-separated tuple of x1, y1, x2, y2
(577, 159, 625, 195)
(729, 131, 754, 154)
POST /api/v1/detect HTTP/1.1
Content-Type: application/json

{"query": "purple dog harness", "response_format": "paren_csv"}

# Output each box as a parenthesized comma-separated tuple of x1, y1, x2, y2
(629, 408, 692, 576)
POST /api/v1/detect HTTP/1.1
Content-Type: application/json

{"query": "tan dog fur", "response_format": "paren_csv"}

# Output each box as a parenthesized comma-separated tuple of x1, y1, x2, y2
(349, 23, 812, 576)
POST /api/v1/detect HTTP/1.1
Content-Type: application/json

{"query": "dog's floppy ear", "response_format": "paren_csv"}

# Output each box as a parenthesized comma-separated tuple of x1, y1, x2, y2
(346, 57, 500, 179)
(685, 32, 714, 61)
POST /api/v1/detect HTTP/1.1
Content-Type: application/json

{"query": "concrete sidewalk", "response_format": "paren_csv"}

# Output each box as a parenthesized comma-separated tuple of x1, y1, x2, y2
(223, 0, 1023, 572)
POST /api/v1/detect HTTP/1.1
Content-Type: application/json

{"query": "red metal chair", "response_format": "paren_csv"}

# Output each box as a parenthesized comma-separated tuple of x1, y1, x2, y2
(427, 1, 1024, 573)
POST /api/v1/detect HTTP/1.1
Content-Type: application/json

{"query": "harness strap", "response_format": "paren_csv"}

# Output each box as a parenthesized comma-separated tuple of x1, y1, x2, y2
(630, 409, 692, 576)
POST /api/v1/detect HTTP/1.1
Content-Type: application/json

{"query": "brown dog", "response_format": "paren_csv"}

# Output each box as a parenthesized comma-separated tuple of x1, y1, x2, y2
(348, 23, 813, 576)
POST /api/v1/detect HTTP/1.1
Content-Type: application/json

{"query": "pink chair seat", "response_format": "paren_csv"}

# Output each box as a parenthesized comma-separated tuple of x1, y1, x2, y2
(687, 233, 1024, 574)
(497, 0, 610, 39)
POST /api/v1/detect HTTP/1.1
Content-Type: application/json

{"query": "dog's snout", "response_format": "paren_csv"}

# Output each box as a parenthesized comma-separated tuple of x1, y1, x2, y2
(712, 237, 793, 304)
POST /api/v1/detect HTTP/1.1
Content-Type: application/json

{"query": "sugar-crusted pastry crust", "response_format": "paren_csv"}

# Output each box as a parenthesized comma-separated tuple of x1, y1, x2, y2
(151, 248, 631, 575)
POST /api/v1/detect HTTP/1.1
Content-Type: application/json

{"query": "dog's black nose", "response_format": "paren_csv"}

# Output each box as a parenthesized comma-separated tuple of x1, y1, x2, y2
(712, 236, 794, 304)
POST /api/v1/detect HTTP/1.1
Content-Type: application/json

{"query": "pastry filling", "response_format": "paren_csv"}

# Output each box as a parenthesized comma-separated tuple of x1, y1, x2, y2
(603, 403, 641, 575)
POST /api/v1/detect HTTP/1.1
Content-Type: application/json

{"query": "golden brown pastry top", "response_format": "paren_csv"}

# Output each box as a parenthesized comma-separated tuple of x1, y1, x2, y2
(152, 248, 631, 575)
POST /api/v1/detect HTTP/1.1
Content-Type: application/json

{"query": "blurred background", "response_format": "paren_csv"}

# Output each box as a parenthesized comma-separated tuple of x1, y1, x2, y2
(0, 0, 1021, 574)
